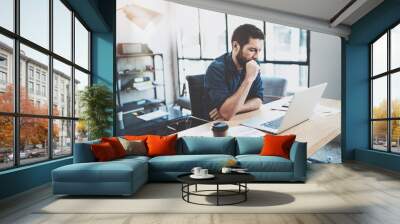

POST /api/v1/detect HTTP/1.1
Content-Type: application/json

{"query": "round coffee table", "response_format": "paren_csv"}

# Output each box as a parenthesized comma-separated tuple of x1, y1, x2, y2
(177, 173, 255, 206)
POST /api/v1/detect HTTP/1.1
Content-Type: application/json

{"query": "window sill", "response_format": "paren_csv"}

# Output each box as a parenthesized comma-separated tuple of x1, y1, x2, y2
(0, 156, 72, 175)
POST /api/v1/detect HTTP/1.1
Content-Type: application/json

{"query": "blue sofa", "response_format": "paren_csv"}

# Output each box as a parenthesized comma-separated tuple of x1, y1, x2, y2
(52, 136, 307, 196)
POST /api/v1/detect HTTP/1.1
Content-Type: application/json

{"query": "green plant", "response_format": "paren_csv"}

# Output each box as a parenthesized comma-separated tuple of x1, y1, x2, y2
(79, 84, 113, 140)
(76, 119, 88, 140)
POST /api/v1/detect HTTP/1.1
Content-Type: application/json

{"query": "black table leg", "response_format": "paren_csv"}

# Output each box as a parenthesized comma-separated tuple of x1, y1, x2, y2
(179, 181, 251, 206)
(217, 184, 219, 206)
(187, 184, 190, 202)
(245, 183, 247, 201)
(181, 183, 183, 199)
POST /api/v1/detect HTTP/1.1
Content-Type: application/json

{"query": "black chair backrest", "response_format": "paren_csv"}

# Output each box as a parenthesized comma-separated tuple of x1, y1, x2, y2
(186, 74, 208, 120)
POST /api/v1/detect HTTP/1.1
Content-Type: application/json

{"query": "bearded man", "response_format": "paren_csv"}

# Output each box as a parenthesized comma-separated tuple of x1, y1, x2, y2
(203, 24, 264, 120)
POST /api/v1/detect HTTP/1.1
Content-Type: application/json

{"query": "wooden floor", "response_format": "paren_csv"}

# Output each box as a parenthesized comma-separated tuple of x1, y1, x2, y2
(1, 162, 400, 224)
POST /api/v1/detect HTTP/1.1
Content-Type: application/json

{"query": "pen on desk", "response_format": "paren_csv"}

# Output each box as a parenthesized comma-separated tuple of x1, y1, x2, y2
(271, 108, 288, 112)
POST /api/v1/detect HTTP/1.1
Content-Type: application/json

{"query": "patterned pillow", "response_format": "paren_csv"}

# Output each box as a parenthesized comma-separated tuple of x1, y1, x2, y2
(118, 137, 147, 156)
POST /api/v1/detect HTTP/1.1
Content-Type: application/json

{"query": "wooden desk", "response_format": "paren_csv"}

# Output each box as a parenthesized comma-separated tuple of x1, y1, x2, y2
(178, 98, 341, 157)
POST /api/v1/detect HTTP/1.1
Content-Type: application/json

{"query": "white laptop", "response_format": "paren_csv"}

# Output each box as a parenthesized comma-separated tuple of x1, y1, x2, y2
(241, 83, 327, 134)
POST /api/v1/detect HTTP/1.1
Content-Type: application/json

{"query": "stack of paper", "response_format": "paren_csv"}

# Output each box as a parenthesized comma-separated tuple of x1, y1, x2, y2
(314, 105, 341, 116)
(137, 110, 169, 121)
(133, 81, 154, 91)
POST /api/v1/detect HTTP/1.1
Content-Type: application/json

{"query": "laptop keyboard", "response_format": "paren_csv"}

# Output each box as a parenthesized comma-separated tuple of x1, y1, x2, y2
(261, 116, 284, 129)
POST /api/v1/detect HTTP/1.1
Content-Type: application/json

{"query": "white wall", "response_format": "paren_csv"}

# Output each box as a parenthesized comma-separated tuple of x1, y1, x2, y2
(117, 0, 177, 104)
(116, 0, 343, 103)
(310, 31, 341, 100)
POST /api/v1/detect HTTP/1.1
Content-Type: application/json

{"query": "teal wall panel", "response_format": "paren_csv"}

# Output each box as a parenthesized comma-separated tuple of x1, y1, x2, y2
(0, 158, 72, 199)
(355, 149, 400, 172)
(91, 0, 115, 135)
(92, 32, 114, 87)
(343, 44, 369, 160)
(344, 0, 400, 171)
(91, 31, 115, 135)
(65, 0, 110, 32)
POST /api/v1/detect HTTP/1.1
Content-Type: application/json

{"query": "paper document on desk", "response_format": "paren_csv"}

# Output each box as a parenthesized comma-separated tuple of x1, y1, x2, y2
(228, 126, 265, 136)
(137, 110, 168, 121)
(314, 105, 340, 116)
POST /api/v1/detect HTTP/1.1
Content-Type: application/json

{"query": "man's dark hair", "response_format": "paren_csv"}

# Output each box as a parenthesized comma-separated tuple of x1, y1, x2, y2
(231, 24, 264, 47)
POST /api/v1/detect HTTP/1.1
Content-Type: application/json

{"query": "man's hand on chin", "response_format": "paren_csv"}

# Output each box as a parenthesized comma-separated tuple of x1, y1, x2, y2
(209, 108, 224, 121)
(244, 60, 260, 82)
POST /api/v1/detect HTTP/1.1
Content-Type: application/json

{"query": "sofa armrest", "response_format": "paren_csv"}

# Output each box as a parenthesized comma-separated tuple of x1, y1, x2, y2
(289, 141, 307, 181)
(73, 140, 100, 163)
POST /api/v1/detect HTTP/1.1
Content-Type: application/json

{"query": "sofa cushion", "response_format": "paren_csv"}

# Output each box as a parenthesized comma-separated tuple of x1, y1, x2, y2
(149, 154, 235, 172)
(101, 137, 127, 158)
(236, 155, 293, 172)
(235, 137, 263, 155)
(124, 135, 148, 141)
(260, 134, 296, 159)
(147, 134, 178, 157)
(73, 139, 100, 163)
(53, 159, 147, 183)
(179, 136, 235, 155)
(115, 155, 150, 163)
(91, 142, 118, 162)
(118, 137, 147, 156)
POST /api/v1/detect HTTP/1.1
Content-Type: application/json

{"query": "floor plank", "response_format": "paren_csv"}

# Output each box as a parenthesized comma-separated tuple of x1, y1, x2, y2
(1, 162, 400, 224)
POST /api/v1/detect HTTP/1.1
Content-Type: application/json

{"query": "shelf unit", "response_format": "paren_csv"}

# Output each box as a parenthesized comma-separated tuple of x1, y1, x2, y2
(116, 53, 166, 113)
(115, 52, 203, 135)
(116, 53, 169, 133)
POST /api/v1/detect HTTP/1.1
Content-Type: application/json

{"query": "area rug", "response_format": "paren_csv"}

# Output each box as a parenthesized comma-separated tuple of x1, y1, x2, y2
(37, 183, 362, 214)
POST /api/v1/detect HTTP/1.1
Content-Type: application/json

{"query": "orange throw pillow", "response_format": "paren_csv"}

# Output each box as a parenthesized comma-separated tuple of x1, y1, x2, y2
(124, 135, 148, 141)
(259, 134, 296, 159)
(101, 137, 126, 158)
(91, 142, 117, 161)
(146, 134, 178, 157)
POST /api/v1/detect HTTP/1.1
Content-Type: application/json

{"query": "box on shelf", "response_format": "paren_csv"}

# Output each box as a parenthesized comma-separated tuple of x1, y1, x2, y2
(117, 43, 152, 55)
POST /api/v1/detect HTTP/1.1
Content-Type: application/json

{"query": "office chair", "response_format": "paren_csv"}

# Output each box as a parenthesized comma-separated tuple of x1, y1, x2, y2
(261, 76, 288, 104)
(186, 74, 208, 120)
(176, 83, 191, 110)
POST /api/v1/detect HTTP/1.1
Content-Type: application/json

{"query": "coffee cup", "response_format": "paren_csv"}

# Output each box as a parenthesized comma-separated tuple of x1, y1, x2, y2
(221, 167, 232, 174)
(191, 167, 202, 176)
(212, 122, 229, 137)
(199, 169, 208, 176)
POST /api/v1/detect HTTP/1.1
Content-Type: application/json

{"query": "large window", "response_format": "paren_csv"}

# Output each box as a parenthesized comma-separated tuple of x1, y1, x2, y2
(0, 0, 14, 32)
(0, 0, 91, 171)
(175, 5, 309, 95)
(370, 23, 400, 153)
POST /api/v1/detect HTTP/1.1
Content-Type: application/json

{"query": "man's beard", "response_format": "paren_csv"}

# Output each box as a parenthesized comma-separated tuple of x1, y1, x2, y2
(236, 50, 249, 67)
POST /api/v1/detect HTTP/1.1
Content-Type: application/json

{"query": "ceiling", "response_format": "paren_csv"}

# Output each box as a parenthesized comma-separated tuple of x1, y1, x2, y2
(167, 0, 384, 37)
(223, 0, 385, 26)
(225, 0, 353, 23)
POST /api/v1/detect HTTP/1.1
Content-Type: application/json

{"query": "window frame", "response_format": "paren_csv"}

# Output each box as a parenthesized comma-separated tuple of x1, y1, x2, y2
(0, 53, 7, 86)
(369, 20, 400, 154)
(0, 0, 92, 171)
(176, 9, 310, 95)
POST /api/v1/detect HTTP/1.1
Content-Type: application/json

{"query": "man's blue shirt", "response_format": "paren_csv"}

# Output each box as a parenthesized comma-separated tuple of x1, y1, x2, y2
(203, 52, 264, 116)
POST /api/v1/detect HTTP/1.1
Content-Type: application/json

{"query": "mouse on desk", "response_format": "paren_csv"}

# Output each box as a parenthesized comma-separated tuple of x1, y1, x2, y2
(281, 101, 291, 108)
(270, 108, 287, 112)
